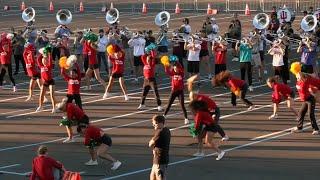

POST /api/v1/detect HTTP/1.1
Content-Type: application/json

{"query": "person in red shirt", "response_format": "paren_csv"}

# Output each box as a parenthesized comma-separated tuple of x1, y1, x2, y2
(199, 31, 211, 79)
(188, 75, 229, 141)
(84, 39, 107, 91)
(77, 124, 122, 170)
(266, 77, 298, 120)
(36, 47, 57, 113)
(104, 44, 129, 101)
(61, 56, 83, 109)
(30, 145, 65, 180)
(163, 61, 189, 124)
(292, 72, 319, 135)
(23, 43, 48, 102)
(57, 98, 89, 143)
(212, 70, 254, 110)
(138, 48, 162, 111)
(0, 34, 16, 91)
(212, 39, 227, 75)
(189, 100, 225, 160)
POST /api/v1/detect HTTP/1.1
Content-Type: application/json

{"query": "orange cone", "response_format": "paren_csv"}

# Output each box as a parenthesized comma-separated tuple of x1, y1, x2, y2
(142, 3, 147, 14)
(245, 3, 250, 16)
(110, 2, 114, 9)
(49, 1, 54, 12)
(79, 1, 84, 12)
(207, 3, 212, 15)
(175, 3, 181, 14)
(21, 1, 26, 11)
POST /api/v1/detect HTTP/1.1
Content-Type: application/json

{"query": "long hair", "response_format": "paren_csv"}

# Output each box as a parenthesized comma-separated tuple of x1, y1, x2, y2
(212, 70, 232, 87)
(189, 100, 209, 113)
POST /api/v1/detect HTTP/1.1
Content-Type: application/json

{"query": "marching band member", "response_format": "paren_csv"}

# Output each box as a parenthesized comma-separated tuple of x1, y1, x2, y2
(23, 21, 37, 44)
(199, 30, 212, 79)
(54, 24, 73, 39)
(163, 60, 189, 125)
(184, 36, 201, 78)
(267, 13, 280, 41)
(266, 77, 298, 120)
(290, 64, 319, 135)
(119, 27, 134, 75)
(189, 100, 226, 160)
(97, 29, 109, 76)
(172, 31, 184, 67)
(35, 30, 49, 50)
(227, 13, 242, 62)
(60, 55, 83, 109)
(258, 29, 269, 75)
(104, 44, 129, 101)
(297, 37, 317, 75)
(212, 37, 227, 75)
(77, 124, 122, 170)
(23, 43, 48, 102)
(181, 18, 191, 58)
(12, 30, 26, 75)
(268, 39, 287, 83)
(0, 33, 16, 91)
(212, 71, 255, 110)
(138, 44, 162, 111)
(249, 30, 263, 82)
(206, 17, 219, 58)
(145, 30, 156, 46)
(74, 30, 84, 71)
(235, 37, 253, 91)
(36, 46, 57, 113)
(56, 98, 89, 143)
(128, 31, 146, 83)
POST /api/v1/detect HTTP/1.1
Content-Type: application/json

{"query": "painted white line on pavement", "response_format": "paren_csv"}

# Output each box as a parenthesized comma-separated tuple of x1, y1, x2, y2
(0, 164, 20, 170)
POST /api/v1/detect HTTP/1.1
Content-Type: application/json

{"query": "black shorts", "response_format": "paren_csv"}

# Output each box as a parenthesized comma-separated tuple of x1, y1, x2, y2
(158, 46, 168, 53)
(199, 49, 209, 58)
(134, 56, 143, 67)
(187, 61, 200, 74)
(43, 79, 55, 87)
(215, 64, 227, 75)
(204, 124, 218, 132)
(112, 73, 123, 78)
(301, 64, 314, 74)
(31, 73, 41, 80)
(287, 91, 295, 99)
(100, 134, 112, 147)
(259, 51, 265, 62)
(79, 115, 89, 125)
(89, 64, 99, 70)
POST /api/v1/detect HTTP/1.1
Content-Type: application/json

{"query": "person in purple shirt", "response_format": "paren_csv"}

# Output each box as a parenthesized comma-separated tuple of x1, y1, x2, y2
(297, 38, 317, 74)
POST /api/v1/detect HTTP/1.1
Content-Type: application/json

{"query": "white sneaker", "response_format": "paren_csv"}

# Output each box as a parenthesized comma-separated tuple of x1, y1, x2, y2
(157, 106, 163, 112)
(63, 138, 75, 143)
(249, 86, 253, 92)
(25, 96, 33, 101)
(247, 105, 255, 111)
(124, 95, 129, 101)
(85, 159, 98, 166)
(137, 104, 146, 110)
(291, 127, 303, 133)
(268, 114, 278, 120)
(35, 106, 43, 112)
(264, 70, 268, 75)
(216, 151, 225, 160)
(221, 135, 229, 141)
(111, 161, 122, 170)
(312, 130, 319, 135)
(192, 152, 205, 157)
(103, 92, 110, 99)
(231, 57, 239, 62)
(13, 86, 17, 92)
(43, 97, 49, 103)
(208, 74, 212, 80)
(184, 118, 190, 125)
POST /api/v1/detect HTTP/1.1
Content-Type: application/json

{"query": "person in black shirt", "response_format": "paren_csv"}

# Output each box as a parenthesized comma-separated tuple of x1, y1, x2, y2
(149, 115, 171, 180)
(145, 30, 156, 47)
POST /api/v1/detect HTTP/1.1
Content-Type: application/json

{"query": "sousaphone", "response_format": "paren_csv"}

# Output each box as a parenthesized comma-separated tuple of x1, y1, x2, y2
(22, 7, 35, 22)
(56, 9, 72, 25)
(253, 13, 270, 30)
(106, 8, 119, 25)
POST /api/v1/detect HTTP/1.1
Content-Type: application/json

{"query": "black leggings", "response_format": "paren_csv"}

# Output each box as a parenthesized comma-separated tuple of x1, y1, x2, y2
(141, 78, 161, 106)
(274, 66, 287, 84)
(67, 94, 83, 109)
(0, 64, 16, 86)
(231, 84, 253, 107)
(164, 90, 188, 119)
(240, 62, 252, 86)
(297, 96, 319, 130)
(14, 54, 26, 74)
(83, 54, 89, 72)
(210, 107, 226, 137)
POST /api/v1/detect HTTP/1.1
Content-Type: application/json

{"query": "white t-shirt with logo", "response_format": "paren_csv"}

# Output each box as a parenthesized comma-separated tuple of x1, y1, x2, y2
(187, 43, 201, 62)
(128, 37, 146, 56)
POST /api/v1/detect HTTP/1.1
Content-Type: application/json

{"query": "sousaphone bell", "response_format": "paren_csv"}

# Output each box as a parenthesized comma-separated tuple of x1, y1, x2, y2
(301, 15, 318, 32)
(253, 13, 270, 30)
(56, 9, 72, 25)
(22, 7, 35, 22)
(106, 8, 119, 25)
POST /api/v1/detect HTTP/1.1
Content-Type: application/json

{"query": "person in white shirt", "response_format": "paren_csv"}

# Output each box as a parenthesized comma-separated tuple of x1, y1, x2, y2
(268, 39, 286, 83)
(97, 29, 109, 77)
(184, 36, 201, 77)
(208, 17, 219, 58)
(181, 18, 191, 58)
(128, 31, 146, 82)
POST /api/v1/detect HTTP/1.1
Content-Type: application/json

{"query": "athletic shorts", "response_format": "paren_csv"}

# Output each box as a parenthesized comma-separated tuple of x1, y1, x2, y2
(43, 79, 55, 87)
(101, 134, 112, 147)
(204, 124, 218, 132)
(187, 61, 200, 74)
(89, 64, 99, 70)
(112, 73, 123, 78)
(301, 64, 314, 74)
(252, 53, 261, 67)
(79, 115, 89, 125)
(134, 56, 143, 67)
(199, 49, 209, 58)
(31, 73, 41, 80)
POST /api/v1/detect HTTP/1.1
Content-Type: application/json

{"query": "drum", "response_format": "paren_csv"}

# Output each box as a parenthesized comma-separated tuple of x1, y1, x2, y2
(277, 7, 295, 23)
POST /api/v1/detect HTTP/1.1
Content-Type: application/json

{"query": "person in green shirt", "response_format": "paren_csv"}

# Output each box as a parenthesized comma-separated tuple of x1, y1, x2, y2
(236, 38, 253, 91)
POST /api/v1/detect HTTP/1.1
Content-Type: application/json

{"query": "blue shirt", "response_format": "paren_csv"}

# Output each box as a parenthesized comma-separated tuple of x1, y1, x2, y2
(301, 45, 317, 65)
(239, 44, 252, 62)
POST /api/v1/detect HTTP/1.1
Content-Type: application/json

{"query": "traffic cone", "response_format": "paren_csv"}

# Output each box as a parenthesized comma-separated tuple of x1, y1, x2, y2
(245, 3, 250, 16)
(175, 3, 181, 14)
(110, 2, 114, 9)
(207, 3, 212, 15)
(142, 3, 147, 14)
(49, 1, 54, 13)
(79, 1, 84, 12)
(21, 1, 26, 11)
